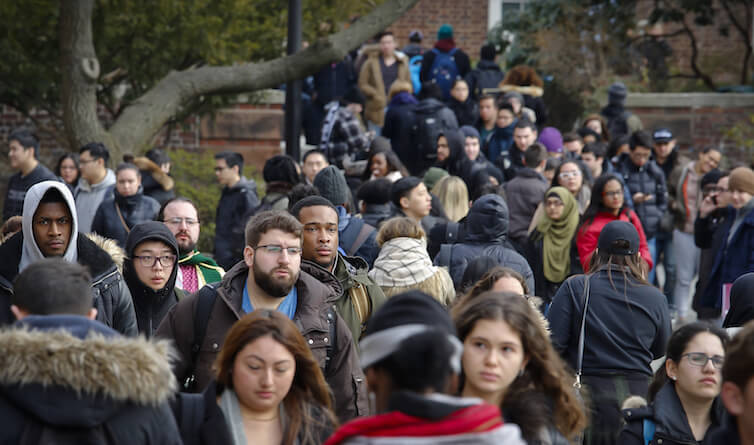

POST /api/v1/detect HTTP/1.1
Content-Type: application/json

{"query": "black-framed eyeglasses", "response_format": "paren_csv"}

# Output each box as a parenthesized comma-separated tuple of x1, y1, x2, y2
(682, 352, 724, 369)
(132, 254, 176, 268)
(254, 245, 302, 256)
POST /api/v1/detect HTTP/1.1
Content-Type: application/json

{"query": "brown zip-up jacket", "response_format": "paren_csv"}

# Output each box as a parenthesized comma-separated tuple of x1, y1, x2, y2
(155, 260, 368, 421)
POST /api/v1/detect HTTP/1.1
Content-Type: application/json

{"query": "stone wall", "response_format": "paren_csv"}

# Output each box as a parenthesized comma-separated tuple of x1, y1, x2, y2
(627, 93, 754, 161)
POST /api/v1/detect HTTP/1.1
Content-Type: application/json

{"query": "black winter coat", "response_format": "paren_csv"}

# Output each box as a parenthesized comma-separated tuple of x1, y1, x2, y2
(619, 383, 725, 445)
(524, 229, 582, 305)
(0, 315, 180, 445)
(693, 209, 728, 318)
(464, 60, 504, 101)
(433, 194, 535, 292)
(448, 97, 479, 127)
(548, 266, 672, 377)
(382, 97, 419, 175)
(141, 170, 176, 205)
(0, 232, 138, 337)
(214, 178, 260, 270)
(91, 187, 160, 247)
(617, 156, 668, 239)
(360, 203, 392, 228)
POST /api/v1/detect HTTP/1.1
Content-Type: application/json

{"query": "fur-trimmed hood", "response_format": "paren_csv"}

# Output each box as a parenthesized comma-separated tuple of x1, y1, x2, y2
(499, 84, 544, 98)
(0, 315, 176, 427)
(86, 232, 126, 274)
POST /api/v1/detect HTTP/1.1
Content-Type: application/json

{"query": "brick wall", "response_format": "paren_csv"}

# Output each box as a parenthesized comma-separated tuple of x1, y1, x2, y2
(627, 94, 754, 163)
(635, 0, 751, 86)
(387, 0, 489, 59)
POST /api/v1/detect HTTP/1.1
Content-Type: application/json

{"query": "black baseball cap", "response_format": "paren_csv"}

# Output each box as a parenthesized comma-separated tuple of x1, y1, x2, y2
(598, 221, 639, 256)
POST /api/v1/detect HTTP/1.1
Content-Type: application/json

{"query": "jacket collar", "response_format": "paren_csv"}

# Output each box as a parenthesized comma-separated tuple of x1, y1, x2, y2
(652, 383, 725, 441)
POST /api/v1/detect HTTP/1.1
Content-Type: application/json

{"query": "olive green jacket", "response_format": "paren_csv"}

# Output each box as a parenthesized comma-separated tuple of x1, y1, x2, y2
(333, 253, 387, 345)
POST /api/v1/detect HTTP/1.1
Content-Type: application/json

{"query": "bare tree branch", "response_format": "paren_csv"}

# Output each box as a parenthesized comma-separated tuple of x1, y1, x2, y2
(63, 0, 419, 157)
(719, 0, 753, 84)
(681, 17, 717, 90)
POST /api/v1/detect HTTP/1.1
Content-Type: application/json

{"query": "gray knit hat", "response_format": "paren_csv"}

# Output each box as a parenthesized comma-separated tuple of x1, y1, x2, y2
(313, 165, 349, 206)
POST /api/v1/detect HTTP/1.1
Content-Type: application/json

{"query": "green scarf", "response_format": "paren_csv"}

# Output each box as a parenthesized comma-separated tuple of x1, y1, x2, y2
(536, 186, 580, 283)
(178, 250, 224, 284)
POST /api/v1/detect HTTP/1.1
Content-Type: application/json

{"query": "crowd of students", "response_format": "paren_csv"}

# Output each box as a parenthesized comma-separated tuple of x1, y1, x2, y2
(5, 23, 754, 445)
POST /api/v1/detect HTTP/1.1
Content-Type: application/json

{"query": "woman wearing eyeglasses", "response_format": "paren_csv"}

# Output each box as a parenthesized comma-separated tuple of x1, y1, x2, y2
(123, 221, 182, 337)
(618, 322, 728, 445)
(552, 160, 591, 213)
(575, 173, 653, 271)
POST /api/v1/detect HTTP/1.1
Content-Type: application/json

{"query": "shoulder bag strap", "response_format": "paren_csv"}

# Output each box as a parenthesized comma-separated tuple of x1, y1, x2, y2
(574, 275, 591, 389)
(114, 201, 131, 233)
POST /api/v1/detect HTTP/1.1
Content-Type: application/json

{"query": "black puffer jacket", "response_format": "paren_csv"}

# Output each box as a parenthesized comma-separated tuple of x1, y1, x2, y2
(0, 232, 138, 337)
(91, 186, 160, 247)
(617, 156, 668, 239)
(619, 383, 725, 445)
(0, 315, 181, 444)
(434, 194, 535, 292)
(214, 177, 260, 270)
(124, 221, 183, 338)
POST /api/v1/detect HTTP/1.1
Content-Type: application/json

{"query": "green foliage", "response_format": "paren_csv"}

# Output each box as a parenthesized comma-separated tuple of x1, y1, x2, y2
(169, 148, 221, 253)
(0, 0, 380, 122)
(724, 114, 754, 166)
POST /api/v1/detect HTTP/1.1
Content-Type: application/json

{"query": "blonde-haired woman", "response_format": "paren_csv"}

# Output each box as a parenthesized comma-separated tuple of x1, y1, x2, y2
(432, 175, 469, 222)
(368, 217, 455, 305)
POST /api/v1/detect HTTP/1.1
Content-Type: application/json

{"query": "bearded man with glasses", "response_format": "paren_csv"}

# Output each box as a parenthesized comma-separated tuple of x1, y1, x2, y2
(158, 197, 224, 293)
(156, 210, 367, 421)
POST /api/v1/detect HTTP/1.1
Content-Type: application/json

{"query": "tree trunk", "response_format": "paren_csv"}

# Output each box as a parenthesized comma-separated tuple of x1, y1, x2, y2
(59, 0, 115, 157)
(62, 0, 420, 161)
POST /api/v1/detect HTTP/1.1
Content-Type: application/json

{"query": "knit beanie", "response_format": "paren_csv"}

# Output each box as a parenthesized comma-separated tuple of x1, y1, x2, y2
(701, 169, 723, 190)
(608, 82, 628, 105)
(313, 165, 349, 206)
(437, 24, 453, 40)
(359, 290, 462, 371)
(538, 127, 563, 154)
(422, 167, 449, 190)
(460, 125, 480, 142)
(729, 167, 754, 195)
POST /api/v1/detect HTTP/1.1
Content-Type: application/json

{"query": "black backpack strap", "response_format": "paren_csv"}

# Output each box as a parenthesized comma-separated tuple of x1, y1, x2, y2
(348, 223, 375, 256)
(341, 219, 376, 257)
(183, 283, 218, 391)
(445, 222, 460, 244)
(324, 307, 338, 376)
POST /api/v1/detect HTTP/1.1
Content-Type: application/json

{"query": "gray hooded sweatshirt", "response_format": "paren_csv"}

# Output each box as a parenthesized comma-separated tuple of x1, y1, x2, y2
(75, 168, 116, 233)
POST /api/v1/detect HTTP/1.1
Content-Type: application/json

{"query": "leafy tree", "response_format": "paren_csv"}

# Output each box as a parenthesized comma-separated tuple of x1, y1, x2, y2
(0, 0, 417, 159)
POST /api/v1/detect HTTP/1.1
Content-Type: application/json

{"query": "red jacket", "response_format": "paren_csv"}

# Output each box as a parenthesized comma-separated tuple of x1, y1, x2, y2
(576, 210, 653, 271)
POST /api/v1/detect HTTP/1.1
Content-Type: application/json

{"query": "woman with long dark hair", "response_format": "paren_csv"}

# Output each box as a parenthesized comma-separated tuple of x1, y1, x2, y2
(548, 221, 672, 445)
(575, 173, 652, 271)
(214, 310, 338, 445)
(55, 153, 80, 191)
(361, 148, 409, 183)
(619, 322, 728, 444)
(453, 292, 587, 444)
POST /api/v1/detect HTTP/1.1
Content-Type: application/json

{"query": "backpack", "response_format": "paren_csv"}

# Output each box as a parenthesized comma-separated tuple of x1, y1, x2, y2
(412, 104, 449, 171)
(473, 69, 504, 98)
(409, 55, 423, 95)
(340, 218, 376, 257)
(430, 48, 459, 100)
(607, 109, 632, 141)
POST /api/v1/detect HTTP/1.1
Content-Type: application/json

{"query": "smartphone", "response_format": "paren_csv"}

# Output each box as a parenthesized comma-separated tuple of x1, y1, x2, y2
(712, 195, 718, 205)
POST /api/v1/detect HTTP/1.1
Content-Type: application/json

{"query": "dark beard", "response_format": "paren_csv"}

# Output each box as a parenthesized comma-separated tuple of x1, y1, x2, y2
(253, 265, 298, 298)
(178, 241, 196, 256)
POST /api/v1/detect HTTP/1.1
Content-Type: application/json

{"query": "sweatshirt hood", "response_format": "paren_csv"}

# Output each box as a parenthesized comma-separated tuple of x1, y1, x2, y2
(466, 194, 509, 243)
(20, 180, 79, 272)
(123, 221, 180, 307)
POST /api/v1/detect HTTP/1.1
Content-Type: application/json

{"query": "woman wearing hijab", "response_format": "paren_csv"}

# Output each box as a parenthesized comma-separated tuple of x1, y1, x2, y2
(123, 221, 182, 337)
(525, 186, 582, 305)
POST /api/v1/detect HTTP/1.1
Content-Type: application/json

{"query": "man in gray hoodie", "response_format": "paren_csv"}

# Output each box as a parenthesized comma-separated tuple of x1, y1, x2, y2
(74, 142, 116, 233)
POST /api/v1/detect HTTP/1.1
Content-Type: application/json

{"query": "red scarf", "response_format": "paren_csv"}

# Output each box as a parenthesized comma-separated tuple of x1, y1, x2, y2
(434, 38, 456, 52)
(325, 403, 504, 445)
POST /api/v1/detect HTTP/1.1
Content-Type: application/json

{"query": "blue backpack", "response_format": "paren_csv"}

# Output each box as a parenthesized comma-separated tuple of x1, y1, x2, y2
(409, 54, 423, 95)
(430, 47, 459, 99)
